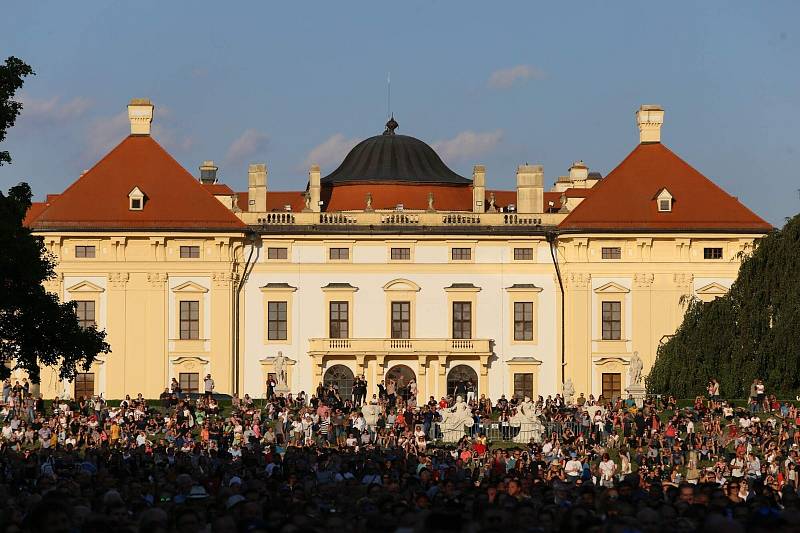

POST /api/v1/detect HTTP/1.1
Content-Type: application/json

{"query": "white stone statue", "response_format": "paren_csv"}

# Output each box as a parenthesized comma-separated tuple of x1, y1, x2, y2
(562, 379, 575, 406)
(510, 397, 544, 444)
(628, 351, 643, 386)
(361, 402, 380, 431)
(438, 396, 473, 443)
(274, 351, 288, 389)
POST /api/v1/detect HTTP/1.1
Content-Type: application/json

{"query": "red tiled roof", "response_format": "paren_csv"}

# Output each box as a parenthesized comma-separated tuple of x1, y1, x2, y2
(562, 188, 593, 198)
(31, 135, 246, 230)
(322, 183, 474, 211)
(23, 202, 49, 227)
(203, 183, 234, 195)
(559, 143, 771, 231)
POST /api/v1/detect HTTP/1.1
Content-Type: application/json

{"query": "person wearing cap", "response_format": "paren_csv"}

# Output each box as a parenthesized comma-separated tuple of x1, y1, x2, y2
(565, 451, 582, 483)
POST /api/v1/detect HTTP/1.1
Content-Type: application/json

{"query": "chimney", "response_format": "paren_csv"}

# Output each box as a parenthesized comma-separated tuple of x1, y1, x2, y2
(472, 165, 486, 214)
(568, 160, 588, 181)
(309, 165, 321, 213)
(636, 105, 664, 143)
(516, 164, 544, 214)
(199, 161, 218, 184)
(247, 163, 267, 213)
(127, 98, 154, 135)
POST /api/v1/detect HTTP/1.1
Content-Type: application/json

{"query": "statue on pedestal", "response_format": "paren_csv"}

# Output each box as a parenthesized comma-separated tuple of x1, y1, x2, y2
(361, 401, 380, 431)
(510, 397, 544, 443)
(562, 378, 575, 406)
(274, 351, 288, 389)
(438, 396, 473, 443)
(628, 351, 643, 386)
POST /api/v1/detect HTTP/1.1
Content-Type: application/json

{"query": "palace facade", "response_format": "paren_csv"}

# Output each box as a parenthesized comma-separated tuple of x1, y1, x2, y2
(22, 100, 771, 401)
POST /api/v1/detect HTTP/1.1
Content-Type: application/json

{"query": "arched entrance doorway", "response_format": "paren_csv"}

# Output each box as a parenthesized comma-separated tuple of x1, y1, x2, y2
(386, 364, 416, 400)
(323, 364, 354, 402)
(447, 365, 478, 398)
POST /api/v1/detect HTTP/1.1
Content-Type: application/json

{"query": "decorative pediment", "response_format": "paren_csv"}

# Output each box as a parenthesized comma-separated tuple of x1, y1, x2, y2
(444, 283, 481, 293)
(66, 280, 105, 293)
(321, 282, 358, 292)
(382, 278, 421, 292)
(506, 356, 543, 366)
(171, 355, 210, 365)
(172, 281, 209, 293)
(260, 283, 297, 292)
(696, 282, 729, 296)
(593, 282, 630, 294)
(505, 284, 543, 293)
(594, 356, 629, 366)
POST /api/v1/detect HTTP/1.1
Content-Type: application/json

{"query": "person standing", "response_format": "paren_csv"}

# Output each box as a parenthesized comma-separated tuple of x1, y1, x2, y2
(204, 374, 215, 400)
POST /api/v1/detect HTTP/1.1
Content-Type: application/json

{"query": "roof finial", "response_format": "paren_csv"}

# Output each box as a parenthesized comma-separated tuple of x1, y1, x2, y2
(383, 114, 398, 135)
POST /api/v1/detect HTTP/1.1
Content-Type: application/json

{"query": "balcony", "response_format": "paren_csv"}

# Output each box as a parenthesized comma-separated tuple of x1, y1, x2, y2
(308, 337, 492, 355)
(241, 210, 565, 229)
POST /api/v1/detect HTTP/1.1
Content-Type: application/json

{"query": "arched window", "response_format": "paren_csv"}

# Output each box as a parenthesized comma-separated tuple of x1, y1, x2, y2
(447, 365, 478, 397)
(386, 364, 416, 399)
(323, 365, 355, 401)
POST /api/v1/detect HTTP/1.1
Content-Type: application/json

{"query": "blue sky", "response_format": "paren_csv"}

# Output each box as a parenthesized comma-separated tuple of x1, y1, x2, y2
(1, 1, 798, 225)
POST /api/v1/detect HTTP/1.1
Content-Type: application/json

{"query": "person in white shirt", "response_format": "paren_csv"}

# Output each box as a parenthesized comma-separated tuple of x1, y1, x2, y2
(599, 453, 617, 487)
(204, 374, 215, 400)
(565, 452, 582, 482)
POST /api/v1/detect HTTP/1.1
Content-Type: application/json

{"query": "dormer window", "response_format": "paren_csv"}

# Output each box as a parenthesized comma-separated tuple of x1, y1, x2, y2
(128, 186, 145, 211)
(655, 188, 673, 212)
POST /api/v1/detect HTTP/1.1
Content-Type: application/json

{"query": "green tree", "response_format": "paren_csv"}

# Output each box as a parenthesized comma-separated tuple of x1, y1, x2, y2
(0, 57, 109, 383)
(647, 215, 800, 398)
(0, 56, 33, 165)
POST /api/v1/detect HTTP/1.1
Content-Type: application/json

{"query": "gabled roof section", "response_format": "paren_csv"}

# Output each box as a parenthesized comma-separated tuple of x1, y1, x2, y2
(31, 135, 246, 231)
(559, 143, 772, 232)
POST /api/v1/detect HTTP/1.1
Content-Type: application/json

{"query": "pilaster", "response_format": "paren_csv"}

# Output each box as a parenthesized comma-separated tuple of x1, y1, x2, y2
(565, 272, 591, 395)
(632, 273, 655, 372)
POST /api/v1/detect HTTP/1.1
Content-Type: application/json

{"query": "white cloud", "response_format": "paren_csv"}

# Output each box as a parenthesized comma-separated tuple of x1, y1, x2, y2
(85, 111, 129, 159)
(432, 130, 504, 162)
(83, 107, 194, 160)
(19, 94, 92, 124)
(487, 65, 545, 89)
(303, 133, 360, 170)
(226, 129, 269, 163)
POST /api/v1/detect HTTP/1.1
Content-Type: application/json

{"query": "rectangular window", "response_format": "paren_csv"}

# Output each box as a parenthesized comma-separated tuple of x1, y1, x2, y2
(329, 301, 349, 339)
(179, 245, 200, 258)
(601, 247, 622, 260)
(329, 247, 350, 260)
(179, 372, 200, 394)
(452, 302, 472, 339)
(390, 247, 411, 260)
(267, 247, 288, 260)
(179, 300, 200, 340)
(451, 247, 472, 261)
(74, 372, 95, 399)
(75, 300, 96, 328)
(267, 301, 288, 340)
(513, 302, 534, 341)
(658, 199, 671, 212)
(75, 245, 96, 258)
(601, 301, 622, 340)
(704, 247, 723, 260)
(513, 373, 534, 400)
(391, 301, 411, 339)
(513, 247, 534, 261)
(602, 373, 622, 401)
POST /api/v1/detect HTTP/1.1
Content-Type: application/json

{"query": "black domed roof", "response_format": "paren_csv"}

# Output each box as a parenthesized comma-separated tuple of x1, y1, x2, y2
(321, 117, 470, 185)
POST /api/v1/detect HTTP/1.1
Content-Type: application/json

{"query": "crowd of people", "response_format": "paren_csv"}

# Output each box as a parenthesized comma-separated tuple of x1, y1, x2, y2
(1, 375, 800, 532)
